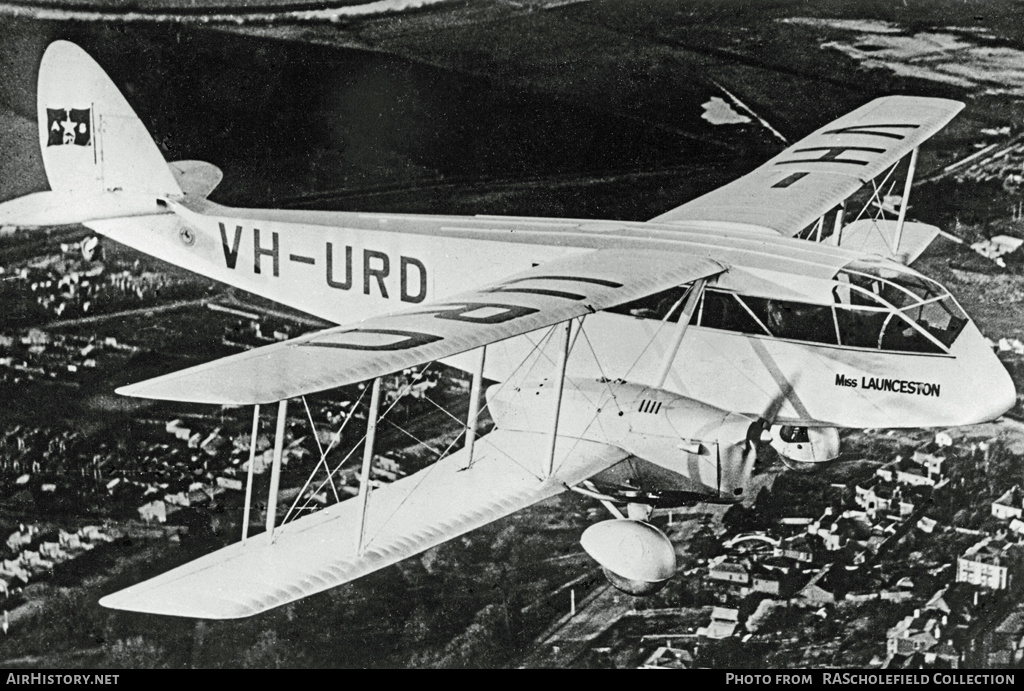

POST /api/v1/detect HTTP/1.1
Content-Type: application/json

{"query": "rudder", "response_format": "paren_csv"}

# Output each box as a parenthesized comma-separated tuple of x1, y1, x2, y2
(37, 41, 181, 198)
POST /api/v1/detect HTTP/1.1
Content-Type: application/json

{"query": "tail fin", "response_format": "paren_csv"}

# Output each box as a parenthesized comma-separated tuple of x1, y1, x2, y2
(0, 42, 224, 228)
(37, 41, 181, 198)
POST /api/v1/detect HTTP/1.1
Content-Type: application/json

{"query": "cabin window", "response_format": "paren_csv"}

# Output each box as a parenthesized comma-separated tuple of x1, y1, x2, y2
(606, 266, 962, 355)
(834, 305, 889, 349)
(740, 296, 838, 345)
(698, 290, 769, 335)
(909, 300, 966, 348)
(836, 263, 966, 352)
(877, 312, 948, 353)
(607, 285, 695, 322)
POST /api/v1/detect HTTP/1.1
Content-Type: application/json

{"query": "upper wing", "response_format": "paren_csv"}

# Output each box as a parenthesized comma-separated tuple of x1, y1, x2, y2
(650, 96, 964, 235)
(117, 249, 724, 405)
(99, 429, 628, 619)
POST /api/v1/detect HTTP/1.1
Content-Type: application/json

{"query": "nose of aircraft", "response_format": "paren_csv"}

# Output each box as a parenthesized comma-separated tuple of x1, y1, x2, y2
(950, 321, 1018, 425)
(963, 325, 1018, 423)
(985, 359, 1018, 421)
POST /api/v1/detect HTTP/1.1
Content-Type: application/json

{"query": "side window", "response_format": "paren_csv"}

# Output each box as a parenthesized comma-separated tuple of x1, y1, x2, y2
(833, 306, 944, 353)
(607, 286, 691, 322)
(699, 290, 768, 335)
(908, 299, 967, 348)
(835, 306, 887, 349)
(878, 313, 945, 354)
(741, 297, 838, 345)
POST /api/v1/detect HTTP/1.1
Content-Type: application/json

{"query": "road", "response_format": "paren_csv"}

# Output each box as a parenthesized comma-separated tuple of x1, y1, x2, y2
(43, 297, 211, 329)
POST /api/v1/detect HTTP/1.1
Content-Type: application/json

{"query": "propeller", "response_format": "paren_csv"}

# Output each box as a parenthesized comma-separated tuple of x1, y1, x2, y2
(747, 378, 840, 472)
(744, 383, 792, 462)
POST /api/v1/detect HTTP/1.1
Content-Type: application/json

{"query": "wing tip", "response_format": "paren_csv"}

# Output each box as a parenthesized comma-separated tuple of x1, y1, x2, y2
(99, 589, 256, 620)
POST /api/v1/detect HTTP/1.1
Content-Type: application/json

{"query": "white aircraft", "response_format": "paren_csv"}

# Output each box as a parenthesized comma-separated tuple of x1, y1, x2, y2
(0, 42, 1013, 618)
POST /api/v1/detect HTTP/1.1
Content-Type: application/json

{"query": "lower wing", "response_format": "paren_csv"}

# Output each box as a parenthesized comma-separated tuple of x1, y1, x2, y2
(99, 429, 628, 619)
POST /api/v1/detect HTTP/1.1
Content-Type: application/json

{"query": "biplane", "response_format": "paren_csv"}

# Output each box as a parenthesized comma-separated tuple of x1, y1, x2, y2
(0, 41, 1013, 617)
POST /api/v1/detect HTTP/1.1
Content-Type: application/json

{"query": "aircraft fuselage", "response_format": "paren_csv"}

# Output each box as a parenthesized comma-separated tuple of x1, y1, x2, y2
(91, 197, 1015, 432)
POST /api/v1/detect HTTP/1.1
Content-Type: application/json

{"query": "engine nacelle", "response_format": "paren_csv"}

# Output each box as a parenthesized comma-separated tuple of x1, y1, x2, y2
(769, 425, 840, 471)
(580, 519, 676, 596)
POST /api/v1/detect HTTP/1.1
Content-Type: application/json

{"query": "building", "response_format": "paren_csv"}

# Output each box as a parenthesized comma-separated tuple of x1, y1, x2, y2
(6, 525, 37, 552)
(798, 583, 835, 604)
(971, 235, 1024, 261)
(697, 607, 739, 639)
(639, 646, 694, 669)
(926, 582, 996, 629)
(745, 566, 800, 598)
(956, 536, 1024, 590)
(708, 559, 749, 585)
(0, 560, 29, 584)
(39, 541, 67, 562)
(887, 609, 945, 657)
(993, 486, 1024, 521)
(779, 534, 816, 563)
(911, 444, 947, 481)
(216, 476, 243, 491)
(808, 508, 871, 552)
(78, 525, 111, 543)
(855, 477, 919, 518)
(877, 455, 942, 488)
(138, 500, 168, 524)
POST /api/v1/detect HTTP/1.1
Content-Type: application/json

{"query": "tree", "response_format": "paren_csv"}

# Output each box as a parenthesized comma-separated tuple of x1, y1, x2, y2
(104, 636, 165, 669)
(241, 630, 286, 669)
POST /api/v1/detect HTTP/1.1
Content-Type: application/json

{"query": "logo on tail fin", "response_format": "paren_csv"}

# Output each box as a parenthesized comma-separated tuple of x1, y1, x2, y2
(46, 108, 91, 146)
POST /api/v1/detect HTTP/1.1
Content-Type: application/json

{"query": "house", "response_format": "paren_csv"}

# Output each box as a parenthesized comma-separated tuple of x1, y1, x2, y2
(888, 609, 947, 657)
(164, 491, 190, 507)
(58, 530, 82, 551)
(138, 500, 167, 524)
(857, 478, 930, 519)
(216, 476, 243, 491)
(165, 419, 191, 441)
(639, 646, 694, 669)
(877, 455, 941, 488)
(0, 560, 29, 584)
(19, 550, 54, 575)
(972, 235, 1024, 261)
(856, 478, 904, 517)
(708, 559, 749, 585)
(911, 444, 947, 481)
(39, 542, 66, 562)
(993, 486, 1024, 521)
(993, 609, 1024, 654)
(779, 534, 816, 563)
(6, 525, 37, 553)
(808, 509, 871, 552)
(746, 566, 800, 598)
(372, 454, 406, 480)
(697, 607, 739, 639)
(956, 536, 1024, 590)
(798, 583, 835, 604)
(78, 525, 111, 543)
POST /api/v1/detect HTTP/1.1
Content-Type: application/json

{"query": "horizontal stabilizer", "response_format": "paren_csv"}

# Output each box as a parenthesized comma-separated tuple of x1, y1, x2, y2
(837, 219, 946, 264)
(0, 190, 167, 227)
(169, 160, 223, 200)
(99, 430, 627, 619)
(117, 248, 725, 404)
